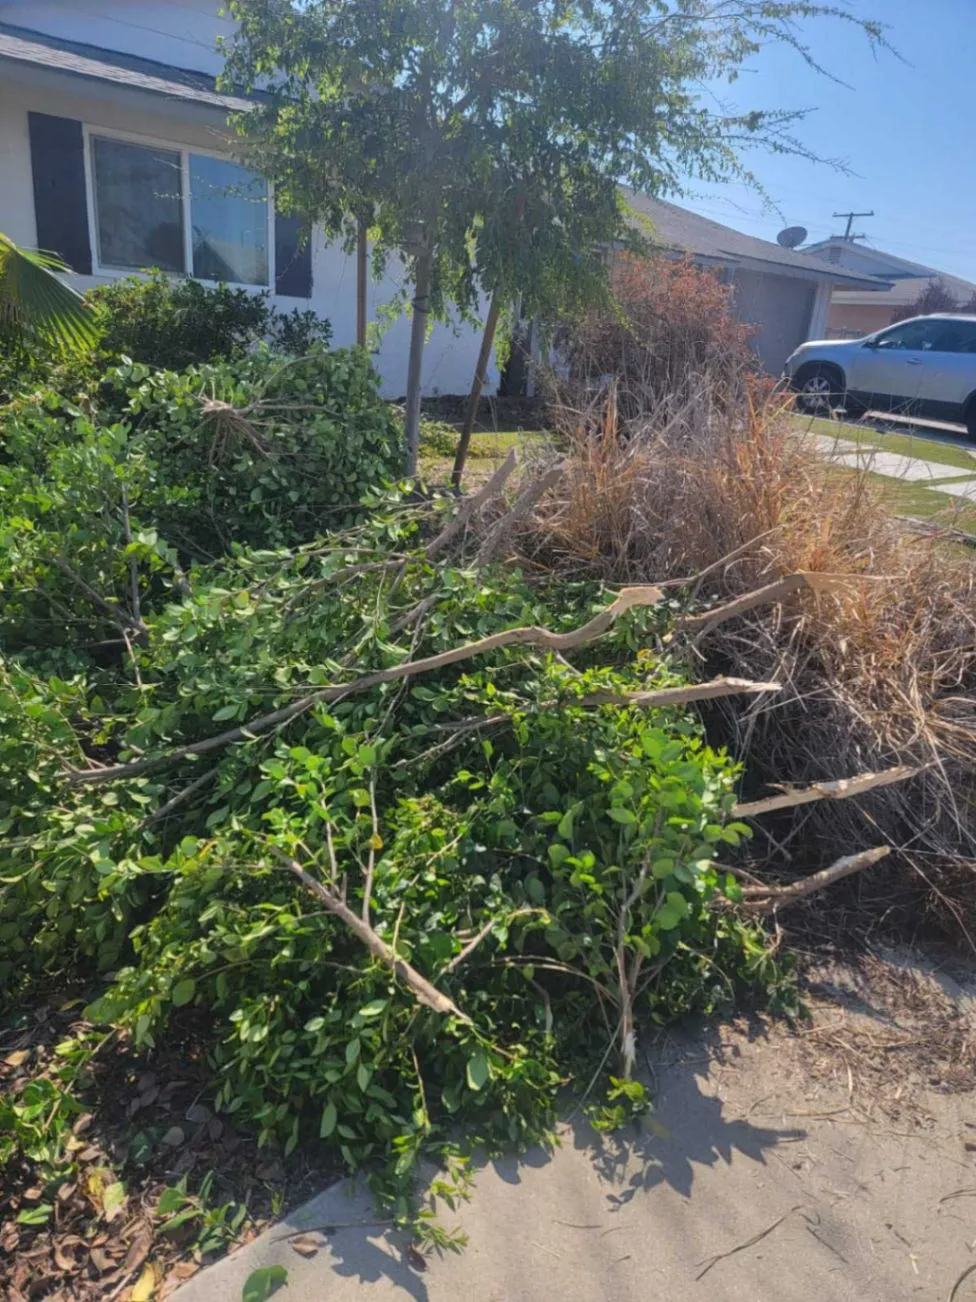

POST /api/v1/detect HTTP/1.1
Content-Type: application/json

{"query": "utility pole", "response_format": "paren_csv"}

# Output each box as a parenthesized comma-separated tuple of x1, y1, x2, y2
(833, 210, 874, 242)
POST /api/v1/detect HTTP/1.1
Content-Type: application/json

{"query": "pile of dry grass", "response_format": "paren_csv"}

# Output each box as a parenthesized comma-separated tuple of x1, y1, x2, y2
(514, 379, 976, 946)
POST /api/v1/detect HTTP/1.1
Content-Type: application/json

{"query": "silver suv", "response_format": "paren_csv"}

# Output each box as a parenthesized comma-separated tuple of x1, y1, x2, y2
(784, 313, 976, 438)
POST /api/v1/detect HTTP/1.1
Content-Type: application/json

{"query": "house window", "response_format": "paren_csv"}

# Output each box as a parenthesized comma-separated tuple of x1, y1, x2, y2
(91, 136, 185, 274)
(190, 155, 268, 286)
(88, 134, 270, 287)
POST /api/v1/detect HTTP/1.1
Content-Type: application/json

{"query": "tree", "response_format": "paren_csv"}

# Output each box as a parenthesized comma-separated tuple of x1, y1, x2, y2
(891, 276, 961, 323)
(0, 233, 96, 354)
(225, 0, 886, 477)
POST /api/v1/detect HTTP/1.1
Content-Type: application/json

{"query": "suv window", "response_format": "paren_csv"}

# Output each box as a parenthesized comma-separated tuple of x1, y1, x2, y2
(873, 319, 948, 351)
(931, 319, 976, 354)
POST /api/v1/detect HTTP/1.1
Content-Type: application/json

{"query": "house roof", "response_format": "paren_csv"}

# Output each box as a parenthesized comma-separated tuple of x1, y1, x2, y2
(624, 192, 885, 290)
(0, 21, 253, 111)
(802, 238, 976, 308)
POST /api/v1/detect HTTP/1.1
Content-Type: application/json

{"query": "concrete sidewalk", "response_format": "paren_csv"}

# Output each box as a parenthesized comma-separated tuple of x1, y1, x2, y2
(172, 1007, 973, 1302)
(811, 433, 976, 501)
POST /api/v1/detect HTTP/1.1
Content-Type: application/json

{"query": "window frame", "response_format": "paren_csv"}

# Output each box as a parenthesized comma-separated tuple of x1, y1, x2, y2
(871, 318, 949, 353)
(83, 123, 275, 290)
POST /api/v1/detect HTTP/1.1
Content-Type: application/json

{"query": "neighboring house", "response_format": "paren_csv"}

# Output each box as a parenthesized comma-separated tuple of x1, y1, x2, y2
(0, 0, 498, 399)
(803, 237, 976, 340)
(623, 194, 887, 374)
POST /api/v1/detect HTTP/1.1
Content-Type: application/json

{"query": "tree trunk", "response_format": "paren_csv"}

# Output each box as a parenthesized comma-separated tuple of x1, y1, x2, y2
(403, 248, 432, 478)
(451, 290, 501, 491)
(356, 217, 368, 348)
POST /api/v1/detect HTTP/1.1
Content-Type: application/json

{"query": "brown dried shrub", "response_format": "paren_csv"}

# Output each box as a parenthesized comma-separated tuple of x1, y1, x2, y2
(517, 374, 976, 946)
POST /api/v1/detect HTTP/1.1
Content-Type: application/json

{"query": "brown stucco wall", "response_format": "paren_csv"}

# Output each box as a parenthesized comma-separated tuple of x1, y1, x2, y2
(826, 302, 897, 339)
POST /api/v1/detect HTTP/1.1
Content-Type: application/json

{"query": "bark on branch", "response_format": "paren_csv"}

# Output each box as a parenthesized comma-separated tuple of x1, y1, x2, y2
(582, 677, 781, 708)
(733, 765, 918, 819)
(66, 583, 664, 785)
(674, 571, 876, 638)
(739, 846, 891, 912)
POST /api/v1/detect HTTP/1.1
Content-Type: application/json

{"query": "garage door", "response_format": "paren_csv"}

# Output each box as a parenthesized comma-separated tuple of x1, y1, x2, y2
(733, 270, 815, 374)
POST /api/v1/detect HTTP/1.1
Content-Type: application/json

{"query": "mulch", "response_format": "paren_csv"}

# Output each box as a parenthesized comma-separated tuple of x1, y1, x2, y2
(0, 993, 341, 1301)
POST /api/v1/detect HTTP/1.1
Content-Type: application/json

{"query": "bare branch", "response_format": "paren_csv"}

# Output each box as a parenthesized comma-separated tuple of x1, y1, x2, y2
(362, 776, 379, 925)
(740, 846, 891, 912)
(66, 584, 664, 785)
(734, 766, 919, 819)
(425, 448, 517, 558)
(674, 572, 878, 638)
(140, 766, 222, 830)
(474, 464, 564, 567)
(581, 676, 780, 708)
(441, 908, 541, 975)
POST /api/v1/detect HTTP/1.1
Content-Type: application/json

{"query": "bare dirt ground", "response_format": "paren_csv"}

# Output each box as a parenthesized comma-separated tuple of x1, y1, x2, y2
(173, 945, 976, 1302)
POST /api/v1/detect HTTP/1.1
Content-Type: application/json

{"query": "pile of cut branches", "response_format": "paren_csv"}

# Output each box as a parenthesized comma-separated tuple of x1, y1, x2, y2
(4, 449, 840, 1294)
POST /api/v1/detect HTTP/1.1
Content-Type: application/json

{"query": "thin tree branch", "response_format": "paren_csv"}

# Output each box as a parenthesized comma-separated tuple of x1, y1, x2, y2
(66, 584, 664, 785)
(278, 849, 470, 1021)
(581, 676, 781, 708)
(362, 777, 379, 925)
(733, 766, 919, 819)
(140, 766, 222, 830)
(441, 908, 541, 975)
(426, 448, 517, 557)
(740, 846, 891, 912)
(475, 465, 565, 567)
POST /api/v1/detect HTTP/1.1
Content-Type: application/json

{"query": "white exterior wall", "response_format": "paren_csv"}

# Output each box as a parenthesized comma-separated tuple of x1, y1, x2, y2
(0, 64, 495, 399)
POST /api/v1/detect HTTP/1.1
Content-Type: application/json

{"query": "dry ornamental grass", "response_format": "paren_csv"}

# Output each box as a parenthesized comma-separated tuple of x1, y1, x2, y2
(510, 267, 976, 946)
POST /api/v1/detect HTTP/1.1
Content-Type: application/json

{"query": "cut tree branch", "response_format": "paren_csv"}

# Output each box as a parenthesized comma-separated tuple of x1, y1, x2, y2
(733, 765, 919, 819)
(279, 850, 469, 1021)
(66, 584, 664, 785)
(581, 677, 781, 708)
(475, 465, 564, 567)
(674, 572, 875, 638)
(739, 846, 891, 912)
(426, 448, 517, 557)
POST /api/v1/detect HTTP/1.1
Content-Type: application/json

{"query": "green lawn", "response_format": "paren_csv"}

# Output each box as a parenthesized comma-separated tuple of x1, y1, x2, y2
(420, 427, 551, 484)
(830, 464, 976, 534)
(793, 413, 976, 474)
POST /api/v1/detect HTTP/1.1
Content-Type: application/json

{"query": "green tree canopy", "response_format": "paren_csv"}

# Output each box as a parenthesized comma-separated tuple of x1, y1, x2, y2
(224, 0, 885, 473)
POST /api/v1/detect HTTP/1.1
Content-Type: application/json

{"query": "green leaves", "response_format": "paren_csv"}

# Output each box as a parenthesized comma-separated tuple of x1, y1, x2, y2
(242, 1265, 288, 1302)
(0, 470, 795, 1248)
(465, 1051, 489, 1092)
(171, 979, 197, 1007)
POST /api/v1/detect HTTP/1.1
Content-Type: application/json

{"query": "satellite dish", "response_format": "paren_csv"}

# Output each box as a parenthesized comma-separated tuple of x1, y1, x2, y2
(777, 225, 808, 249)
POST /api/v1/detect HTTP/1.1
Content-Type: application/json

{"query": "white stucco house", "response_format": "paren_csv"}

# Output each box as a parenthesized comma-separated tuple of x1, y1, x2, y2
(0, 0, 498, 399)
(0, 0, 884, 386)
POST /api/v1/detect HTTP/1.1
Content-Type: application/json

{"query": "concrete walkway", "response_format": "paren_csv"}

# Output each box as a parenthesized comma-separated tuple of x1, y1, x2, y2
(810, 433, 976, 502)
(172, 998, 975, 1302)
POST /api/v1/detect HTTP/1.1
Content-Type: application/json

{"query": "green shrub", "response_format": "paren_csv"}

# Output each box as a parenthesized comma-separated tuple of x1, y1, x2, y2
(0, 273, 333, 401)
(418, 418, 459, 458)
(111, 346, 402, 551)
(0, 348, 402, 650)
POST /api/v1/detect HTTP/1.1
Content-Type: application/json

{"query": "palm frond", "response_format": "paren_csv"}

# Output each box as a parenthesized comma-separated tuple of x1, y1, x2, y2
(0, 233, 98, 354)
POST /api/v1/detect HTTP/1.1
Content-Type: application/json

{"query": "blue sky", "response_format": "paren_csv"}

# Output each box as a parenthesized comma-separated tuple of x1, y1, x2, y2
(681, 0, 976, 282)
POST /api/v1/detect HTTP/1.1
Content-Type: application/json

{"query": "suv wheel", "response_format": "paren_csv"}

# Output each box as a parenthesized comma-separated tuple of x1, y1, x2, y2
(795, 366, 842, 416)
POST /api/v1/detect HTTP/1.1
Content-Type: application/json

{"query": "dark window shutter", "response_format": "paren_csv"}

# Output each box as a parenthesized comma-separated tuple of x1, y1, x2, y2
(275, 212, 312, 298)
(28, 112, 92, 275)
